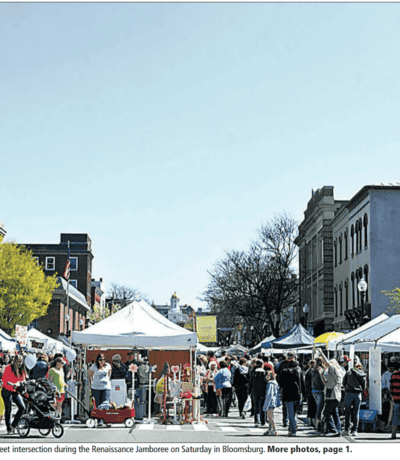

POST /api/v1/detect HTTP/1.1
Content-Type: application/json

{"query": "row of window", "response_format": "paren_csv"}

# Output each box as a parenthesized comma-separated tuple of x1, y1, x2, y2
(34, 256, 78, 271)
(334, 213, 368, 266)
(334, 265, 369, 317)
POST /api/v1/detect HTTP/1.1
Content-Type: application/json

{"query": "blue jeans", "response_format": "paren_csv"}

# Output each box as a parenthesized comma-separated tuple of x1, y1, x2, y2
(92, 388, 111, 408)
(253, 394, 265, 425)
(284, 401, 297, 434)
(134, 387, 147, 420)
(1, 387, 25, 432)
(312, 391, 325, 420)
(344, 392, 361, 432)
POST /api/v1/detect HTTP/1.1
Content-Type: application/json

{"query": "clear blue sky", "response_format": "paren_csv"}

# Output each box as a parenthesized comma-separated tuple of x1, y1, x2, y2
(2, 3, 400, 309)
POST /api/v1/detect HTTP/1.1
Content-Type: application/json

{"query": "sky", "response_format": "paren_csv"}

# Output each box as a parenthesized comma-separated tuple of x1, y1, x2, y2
(1, 3, 400, 310)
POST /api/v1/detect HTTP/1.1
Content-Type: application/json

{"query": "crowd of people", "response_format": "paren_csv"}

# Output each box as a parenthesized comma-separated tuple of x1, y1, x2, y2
(197, 349, 400, 439)
(0, 351, 71, 435)
(1, 347, 400, 439)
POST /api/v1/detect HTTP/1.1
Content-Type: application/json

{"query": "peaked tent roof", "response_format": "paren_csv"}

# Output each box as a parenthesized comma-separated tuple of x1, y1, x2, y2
(27, 328, 67, 353)
(249, 335, 276, 354)
(327, 313, 389, 351)
(72, 300, 198, 349)
(263, 324, 314, 349)
(336, 314, 400, 352)
(0, 328, 18, 351)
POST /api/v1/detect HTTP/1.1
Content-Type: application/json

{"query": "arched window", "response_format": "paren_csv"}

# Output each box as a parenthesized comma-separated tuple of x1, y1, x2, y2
(339, 283, 343, 316)
(355, 221, 359, 254)
(334, 239, 338, 267)
(344, 230, 348, 260)
(364, 214, 368, 248)
(339, 235, 343, 264)
(364, 265, 369, 303)
(345, 280, 349, 311)
(358, 218, 363, 251)
(351, 272, 355, 308)
(334, 287, 338, 317)
(351, 225, 355, 256)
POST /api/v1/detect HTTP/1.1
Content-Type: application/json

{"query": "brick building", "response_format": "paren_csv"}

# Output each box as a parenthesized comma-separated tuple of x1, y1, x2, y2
(23, 233, 94, 339)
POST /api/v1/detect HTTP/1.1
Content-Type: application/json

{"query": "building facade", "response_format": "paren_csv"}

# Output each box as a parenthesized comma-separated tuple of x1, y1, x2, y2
(295, 187, 348, 336)
(332, 184, 400, 330)
(23, 233, 94, 339)
(24, 233, 94, 305)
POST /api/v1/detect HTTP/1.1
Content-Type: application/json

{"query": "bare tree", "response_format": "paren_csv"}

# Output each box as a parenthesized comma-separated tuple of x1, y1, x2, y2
(107, 283, 148, 310)
(201, 213, 298, 338)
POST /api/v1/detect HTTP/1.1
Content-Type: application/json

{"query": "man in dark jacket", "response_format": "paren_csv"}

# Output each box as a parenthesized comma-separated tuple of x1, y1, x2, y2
(249, 359, 267, 427)
(276, 352, 293, 427)
(279, 359, 305, 437)
(342, 357, 367, 437)
(111, 354, 129, 381)
(233, 357, 250, 419)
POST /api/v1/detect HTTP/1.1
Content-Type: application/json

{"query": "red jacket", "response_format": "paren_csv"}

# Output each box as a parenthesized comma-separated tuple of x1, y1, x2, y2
(1, 365, 26, 392)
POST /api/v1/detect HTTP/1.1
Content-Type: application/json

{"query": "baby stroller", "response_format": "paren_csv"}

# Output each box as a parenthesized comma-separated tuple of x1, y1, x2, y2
(12, 378, 64, 438)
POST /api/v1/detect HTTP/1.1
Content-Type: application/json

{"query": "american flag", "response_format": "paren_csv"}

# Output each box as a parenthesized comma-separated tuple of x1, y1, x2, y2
(63, 259, 70, 280)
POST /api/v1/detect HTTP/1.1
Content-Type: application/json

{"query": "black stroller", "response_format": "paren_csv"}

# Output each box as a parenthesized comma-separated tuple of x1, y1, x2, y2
(12, 378, 64, 438)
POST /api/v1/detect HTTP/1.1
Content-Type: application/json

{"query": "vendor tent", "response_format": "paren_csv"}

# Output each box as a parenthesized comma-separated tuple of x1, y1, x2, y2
(336, 314, 400, 352)
(327, 313, 389, 351)
(263, 324, 314, 349)
(0, 328, 18, 352)
(72, 300, 198, 349)
(249, 335, 276, 354)
(314, 332, 344, 345)
(196, 343, 220, 355)
(26, 328, 67, 354)
(225, 344, 248, 356)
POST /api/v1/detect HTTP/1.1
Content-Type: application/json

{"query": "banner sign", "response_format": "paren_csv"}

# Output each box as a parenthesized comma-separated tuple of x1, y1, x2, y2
(196, 316, 217, 343)
(29, 339, 47, 351)
(15, 325, 28, 348)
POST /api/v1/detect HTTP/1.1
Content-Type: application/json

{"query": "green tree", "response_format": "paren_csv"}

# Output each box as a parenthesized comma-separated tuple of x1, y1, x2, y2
(382, 287, 400, 314)
(0, 239, 58, 334)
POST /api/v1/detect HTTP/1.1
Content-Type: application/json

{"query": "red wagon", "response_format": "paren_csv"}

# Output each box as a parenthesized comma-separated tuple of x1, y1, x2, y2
(85, 398, 136, 428)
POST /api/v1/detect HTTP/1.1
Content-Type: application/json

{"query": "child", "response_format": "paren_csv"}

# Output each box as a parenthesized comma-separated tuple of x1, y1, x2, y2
(263, 370, 279, 436)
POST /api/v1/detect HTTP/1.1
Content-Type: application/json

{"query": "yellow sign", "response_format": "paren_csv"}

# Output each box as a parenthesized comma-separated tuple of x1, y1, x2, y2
(196, 316, 217, 343)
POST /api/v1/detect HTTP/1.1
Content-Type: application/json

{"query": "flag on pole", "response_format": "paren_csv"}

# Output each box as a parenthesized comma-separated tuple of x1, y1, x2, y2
(63, 259, 70, 280)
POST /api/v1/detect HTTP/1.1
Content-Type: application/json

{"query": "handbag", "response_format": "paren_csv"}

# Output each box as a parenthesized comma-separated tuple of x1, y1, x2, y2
(243, 396, 252, 412)
(216, 388, 222, 396)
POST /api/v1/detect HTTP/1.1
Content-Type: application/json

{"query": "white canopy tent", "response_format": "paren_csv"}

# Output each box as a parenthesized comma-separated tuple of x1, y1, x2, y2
(27, 328, 69, 354)
(0, 328, 18, 352)
(334, 314, 400, 352)
(225, 344, 248, 356)
(72, 300, 198, 349)
(196, 343, 220, 355)
(327, 313, 389, 351)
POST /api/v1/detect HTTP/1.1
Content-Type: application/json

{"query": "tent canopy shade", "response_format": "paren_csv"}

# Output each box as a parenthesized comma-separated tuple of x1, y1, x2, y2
(263, 324, 314, 349)
(336, 314, 400, 352)
(327, 314, 389, 351)
(72, 300, 198, 350)
(314, 332, 344, 344)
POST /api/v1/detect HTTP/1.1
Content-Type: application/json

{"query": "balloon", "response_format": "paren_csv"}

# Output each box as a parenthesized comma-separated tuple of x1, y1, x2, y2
(66, 348, 77, 362)
(25, 354, 37, 370)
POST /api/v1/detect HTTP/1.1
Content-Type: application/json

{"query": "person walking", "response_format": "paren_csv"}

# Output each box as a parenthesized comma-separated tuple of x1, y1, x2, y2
(48, 357, 67, 417)
(233, 357, 250, 419)
(30, 353, 49, 380)
(311, 357, 326, 434)
(304, 359, 317, 428)
(249, 359, 267, 427)
(204, 361, 218, 415)
(88, 353, 112, 425)
(213, 361, 232, 417)
(263, 370, 279, 436)
(279, 359, 304, 437)
(1, 355, 27, 435)
(390, 361, 400, 439)
(342, 356, 367, 436)
(318, 352, 343, 437)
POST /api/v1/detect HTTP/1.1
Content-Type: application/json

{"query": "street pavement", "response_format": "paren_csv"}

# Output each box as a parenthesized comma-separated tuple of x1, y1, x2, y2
(0, 404, 398, 444)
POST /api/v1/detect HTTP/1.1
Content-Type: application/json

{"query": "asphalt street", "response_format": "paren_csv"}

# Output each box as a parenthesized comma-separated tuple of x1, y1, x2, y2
(0, 404, 397, 444)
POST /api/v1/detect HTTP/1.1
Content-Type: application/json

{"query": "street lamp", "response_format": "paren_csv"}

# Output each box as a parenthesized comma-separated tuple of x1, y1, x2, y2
(303, 303, 309, 330)
(358, 277, 368, 324)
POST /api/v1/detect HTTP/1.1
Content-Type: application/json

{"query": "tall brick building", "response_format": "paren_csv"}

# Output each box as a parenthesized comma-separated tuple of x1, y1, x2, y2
(24, 233, 93, 339)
